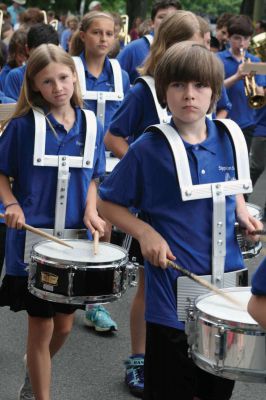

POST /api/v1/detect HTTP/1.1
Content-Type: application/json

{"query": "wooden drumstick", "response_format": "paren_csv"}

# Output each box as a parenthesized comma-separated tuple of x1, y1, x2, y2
(0, 213, 73, 249)
(93, 230, 99, 255)
(167, 260, 245, 308)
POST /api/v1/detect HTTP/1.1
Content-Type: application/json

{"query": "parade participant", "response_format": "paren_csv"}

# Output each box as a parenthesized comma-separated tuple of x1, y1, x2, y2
(0, 27, 27, 92)
(70, 10, 129, 332)
(218, 15, 265, 152)
(98, 41, 263, 400)
(249, 103, 266, 221)
(4, 23, 59, 100)
(104, 10, 203, 397)
(0, 43, 106, 400)
(248, 258, 266, 329)
(215, 12, 233, 51)
(70, 11, 130, 135)
(197, 15, 232, 119)
(7, 0, 26, 27)
(60, 15, 79, 52)
(117, 0, 182, 84)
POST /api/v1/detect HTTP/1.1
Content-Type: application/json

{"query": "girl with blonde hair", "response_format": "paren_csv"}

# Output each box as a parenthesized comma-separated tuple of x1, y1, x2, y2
(0, 43, 106, 400)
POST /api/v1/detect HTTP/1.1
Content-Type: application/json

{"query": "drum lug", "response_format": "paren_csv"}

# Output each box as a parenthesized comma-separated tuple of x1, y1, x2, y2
(214, 324, 226, 370)
(185, 298, 197, 348)
(127, 262, 138, 288)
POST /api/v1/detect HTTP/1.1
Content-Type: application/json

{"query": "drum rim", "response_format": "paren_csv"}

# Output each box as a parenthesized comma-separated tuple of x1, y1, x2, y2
(31, 239, 128, 266)
(194, 286, 259, 327)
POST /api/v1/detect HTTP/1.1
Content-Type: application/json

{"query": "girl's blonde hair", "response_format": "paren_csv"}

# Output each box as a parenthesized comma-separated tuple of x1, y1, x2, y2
(154, 41, 224, 112)
(138, 10, 202, 77)
(69, 11, 114, 56)
(1, 44, 83, 129)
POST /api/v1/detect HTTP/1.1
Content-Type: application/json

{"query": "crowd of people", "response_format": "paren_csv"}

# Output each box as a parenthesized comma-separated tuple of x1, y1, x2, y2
(0, 1, 265, 400)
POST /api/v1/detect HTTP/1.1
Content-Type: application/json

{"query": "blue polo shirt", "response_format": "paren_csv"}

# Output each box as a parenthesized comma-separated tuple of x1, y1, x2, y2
(251, 258, 266, 295)
(4, 64, 26, 101)
(0, 64, 12, 92)
(109, 80, 162, 141)
(0, 90, 16, 104)
(99, 118, 244, 330)
(215, 85, 232, 116)
(0, 107, 105, 276)
(117, 35, 152, 84)
(60, 28, 72, 51)
(254, 106, 266, 137)
(218, 50, 265, 128)
(78, 52, 130, 133)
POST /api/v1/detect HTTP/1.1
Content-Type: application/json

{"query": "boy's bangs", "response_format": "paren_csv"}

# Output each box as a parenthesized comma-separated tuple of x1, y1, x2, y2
(168, 51, 213, 86)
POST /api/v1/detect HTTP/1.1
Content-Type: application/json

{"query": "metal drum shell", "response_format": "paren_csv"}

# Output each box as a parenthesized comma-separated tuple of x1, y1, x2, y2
(186, 287, 266, 383)
(28, 240, 130, 305)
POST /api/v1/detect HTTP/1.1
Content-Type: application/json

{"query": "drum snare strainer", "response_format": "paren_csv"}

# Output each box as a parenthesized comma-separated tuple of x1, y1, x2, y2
(186, 287, 266, 383)
(29, 239, 136, 305)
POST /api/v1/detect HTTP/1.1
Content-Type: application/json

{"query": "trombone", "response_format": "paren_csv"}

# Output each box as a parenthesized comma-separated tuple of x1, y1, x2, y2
(119, 15, 131, 46)
(41, 10, 59, 31)
(240, 47, 265, 109)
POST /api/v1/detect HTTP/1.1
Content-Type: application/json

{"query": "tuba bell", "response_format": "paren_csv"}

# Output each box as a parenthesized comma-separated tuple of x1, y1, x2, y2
(240, 48, 265, 109)
(249, 32, 266, 62)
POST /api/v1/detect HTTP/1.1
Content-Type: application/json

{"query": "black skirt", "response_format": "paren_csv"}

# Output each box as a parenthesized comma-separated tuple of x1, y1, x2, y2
(0, 275, 80, 317)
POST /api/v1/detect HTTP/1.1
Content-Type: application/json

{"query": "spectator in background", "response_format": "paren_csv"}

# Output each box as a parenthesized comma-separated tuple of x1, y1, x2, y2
(0, 3, 7, 11)
(19, 7, 44, 28)
(7, 0, 26, 27)
(138, 18, 152, 37)
(215, 12, 234, 51)
(129, 16, 142, 41)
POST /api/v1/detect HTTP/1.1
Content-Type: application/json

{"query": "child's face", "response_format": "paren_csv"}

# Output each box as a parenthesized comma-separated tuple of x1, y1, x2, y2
(33, 62, 77, 110)
(80, 18, 115, 57)
(152, 7, 177, 33)
(229, 34, 251, 54)
(166, 81, 212, 125)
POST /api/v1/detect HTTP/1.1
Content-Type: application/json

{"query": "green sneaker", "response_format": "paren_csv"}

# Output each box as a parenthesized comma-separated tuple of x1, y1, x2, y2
(84, 305, 118, 332)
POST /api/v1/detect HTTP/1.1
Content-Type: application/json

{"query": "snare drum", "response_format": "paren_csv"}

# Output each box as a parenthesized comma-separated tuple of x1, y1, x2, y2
(236, 202, 262, 259)
(186, 287, 266, 382)
(29, 240, 136, 305)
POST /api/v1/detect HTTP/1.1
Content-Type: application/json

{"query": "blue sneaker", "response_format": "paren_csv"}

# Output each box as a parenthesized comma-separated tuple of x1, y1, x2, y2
(124, 355, 144, 398)
(84, 305, 118, 332)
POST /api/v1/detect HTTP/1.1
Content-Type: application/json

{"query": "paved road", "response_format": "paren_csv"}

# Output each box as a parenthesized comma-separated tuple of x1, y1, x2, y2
(0, 172, 265, 400)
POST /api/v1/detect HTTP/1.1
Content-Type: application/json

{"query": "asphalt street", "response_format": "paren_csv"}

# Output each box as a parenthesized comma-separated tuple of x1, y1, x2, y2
(0, 171, 265, 400)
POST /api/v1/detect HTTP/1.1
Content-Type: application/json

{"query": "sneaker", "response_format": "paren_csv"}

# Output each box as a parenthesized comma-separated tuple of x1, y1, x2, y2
(84, 305, 118, 332)
(18, 371, 35, 400)
(124, 355, 144, 398)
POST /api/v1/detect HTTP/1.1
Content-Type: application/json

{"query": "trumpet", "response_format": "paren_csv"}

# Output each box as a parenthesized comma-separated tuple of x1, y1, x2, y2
(240, 48, 265, 109)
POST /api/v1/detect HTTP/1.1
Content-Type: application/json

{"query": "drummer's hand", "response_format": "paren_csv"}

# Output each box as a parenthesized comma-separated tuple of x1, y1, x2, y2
(4, 204, 25, 229)
(237, 211, 263, 242)
(138, 226, 176, 269)
(84, 212, 106, 238)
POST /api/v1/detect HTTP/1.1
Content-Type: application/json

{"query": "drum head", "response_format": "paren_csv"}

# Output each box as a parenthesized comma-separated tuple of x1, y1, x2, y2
(196, 287, 257, 325)
(32, 240, 127, 265)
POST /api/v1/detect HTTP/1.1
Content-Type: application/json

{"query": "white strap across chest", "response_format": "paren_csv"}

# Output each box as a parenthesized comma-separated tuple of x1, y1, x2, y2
(136, 76, 170, 124)
(144, 34, 153, 46)
(33, 108, 97, 169)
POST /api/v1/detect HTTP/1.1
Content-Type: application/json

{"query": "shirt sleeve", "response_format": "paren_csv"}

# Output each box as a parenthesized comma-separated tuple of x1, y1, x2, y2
(4, 70, 22, 101)
(0, 118, 19, 178)
(99, 145, 143, 209)
(251, 258, 266, 295)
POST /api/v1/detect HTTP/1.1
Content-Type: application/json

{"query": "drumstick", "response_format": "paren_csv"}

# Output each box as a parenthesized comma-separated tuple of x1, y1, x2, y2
(167, 260, 244, 308)
(93, 230, 99, 255)
(240, 229, 266, 236)
(0, 213, 73, 249)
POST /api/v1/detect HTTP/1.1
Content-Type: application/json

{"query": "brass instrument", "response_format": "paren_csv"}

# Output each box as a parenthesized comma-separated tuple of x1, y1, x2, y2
(41, 10, 48, 24)
(49, 19, 59, 31)
(119, 14, 131, 46)
(249, 32, 266, 62)
(240, 48, 265, 109)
